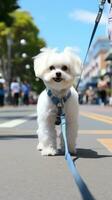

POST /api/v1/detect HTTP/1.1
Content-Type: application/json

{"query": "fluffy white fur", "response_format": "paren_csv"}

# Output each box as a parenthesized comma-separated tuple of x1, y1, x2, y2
(34, 47, 81, 156)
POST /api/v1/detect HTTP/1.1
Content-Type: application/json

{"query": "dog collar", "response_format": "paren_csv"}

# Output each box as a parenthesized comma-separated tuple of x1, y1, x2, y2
(47, 89, 71, 107)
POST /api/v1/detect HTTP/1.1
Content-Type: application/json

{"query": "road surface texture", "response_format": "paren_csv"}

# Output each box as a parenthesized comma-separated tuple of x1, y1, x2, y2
(0, 105, 112, 200)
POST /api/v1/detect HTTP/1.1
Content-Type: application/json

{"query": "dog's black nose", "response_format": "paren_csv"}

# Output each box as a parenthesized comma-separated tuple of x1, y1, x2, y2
(56, 72, 61, 78)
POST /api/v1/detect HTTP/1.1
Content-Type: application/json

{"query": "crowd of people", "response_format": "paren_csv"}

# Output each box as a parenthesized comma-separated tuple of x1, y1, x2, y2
(10, 79, 31, 106)
(79, 76, 112, 106)
(0, 74, 37, 107)
(0, 73, 112, 107)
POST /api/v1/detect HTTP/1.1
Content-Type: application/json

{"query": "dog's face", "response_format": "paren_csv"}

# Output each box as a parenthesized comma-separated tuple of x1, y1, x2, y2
(34, 48, 82, 90)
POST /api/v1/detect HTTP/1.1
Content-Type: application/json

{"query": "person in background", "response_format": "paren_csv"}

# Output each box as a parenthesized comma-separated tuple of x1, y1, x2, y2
(0, 82, 5, 106)
(85, 86, 94, 104)
(108, 0, 112, 106)
(0, 73, 5, 85)
(97, 76, 108, 105)
(21, 80, 31, 105)
(10, 79, 20, 106)
(0, 73, 6, 106)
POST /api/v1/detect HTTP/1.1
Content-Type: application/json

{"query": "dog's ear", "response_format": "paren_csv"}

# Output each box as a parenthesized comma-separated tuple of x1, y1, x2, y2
(33, 55, 42, 78)
(64, 47, 82, 76)
(33, 48, 58, 78)
(73, 55, 82, 76)
(33, 50, 48, 78)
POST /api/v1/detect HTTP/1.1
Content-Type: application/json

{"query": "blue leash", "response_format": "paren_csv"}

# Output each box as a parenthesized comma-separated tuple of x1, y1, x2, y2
(76, 0, 106, 91)
(61, 114, 96, 200)
(47, 89, 96, 199)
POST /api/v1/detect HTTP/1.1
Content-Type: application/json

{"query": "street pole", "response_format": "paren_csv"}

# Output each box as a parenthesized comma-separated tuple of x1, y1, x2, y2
(7, 35, 13, 104)
(7, 36, 13, 85)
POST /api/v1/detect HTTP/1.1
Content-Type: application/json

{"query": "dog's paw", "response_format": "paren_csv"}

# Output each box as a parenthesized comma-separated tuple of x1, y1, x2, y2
(37, 143, 44, 151)
(69, 148, 77, 156)
(41, 147, 57, 156)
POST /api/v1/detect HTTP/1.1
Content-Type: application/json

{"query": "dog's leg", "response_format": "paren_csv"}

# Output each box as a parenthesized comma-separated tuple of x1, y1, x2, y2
(37, 140, 44, 151)
(59, 123, 77, 155)
(65, 93, 79, 155)
(67, 122, 78, 155)
(42, 129, 57, 156)
(37, 117, 57, 156)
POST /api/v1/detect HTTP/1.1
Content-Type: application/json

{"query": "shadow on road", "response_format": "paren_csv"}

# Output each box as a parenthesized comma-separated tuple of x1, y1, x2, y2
(45, 148, 112, 158)
(0, 134, 38, 140)
(0, 136, 111, 160)
(0, 116, 36, 120)
(74, 148, 112, 160)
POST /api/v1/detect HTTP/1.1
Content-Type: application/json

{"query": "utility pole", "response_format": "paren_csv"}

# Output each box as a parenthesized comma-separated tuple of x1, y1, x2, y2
(7, 36, 13, 86)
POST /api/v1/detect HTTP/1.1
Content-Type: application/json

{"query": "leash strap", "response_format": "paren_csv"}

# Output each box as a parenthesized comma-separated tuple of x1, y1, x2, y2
(61, 114, 96, 200)
(108, 3, 112, 44)
(76, 0, 106, 91)
(47, 90, 96, 199)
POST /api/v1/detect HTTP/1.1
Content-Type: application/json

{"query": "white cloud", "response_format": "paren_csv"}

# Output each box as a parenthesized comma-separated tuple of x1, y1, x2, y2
(65, 46, 81, 53)
(72, 46, 81, 53)
(69, 9, 107, 25)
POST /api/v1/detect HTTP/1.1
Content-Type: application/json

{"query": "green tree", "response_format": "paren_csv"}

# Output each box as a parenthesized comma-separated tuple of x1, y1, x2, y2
(0, 10, 46, 93)
(0, 0, 19, 26)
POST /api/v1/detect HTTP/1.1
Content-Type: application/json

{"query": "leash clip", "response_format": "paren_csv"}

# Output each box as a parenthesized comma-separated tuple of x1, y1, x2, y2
(57, 102, 62, 108)
(55, 101, 63, 125)
(99, 0, 106, 10)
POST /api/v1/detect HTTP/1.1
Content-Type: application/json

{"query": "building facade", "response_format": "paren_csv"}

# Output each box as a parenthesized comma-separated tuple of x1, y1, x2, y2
(81, 37, 111, 89)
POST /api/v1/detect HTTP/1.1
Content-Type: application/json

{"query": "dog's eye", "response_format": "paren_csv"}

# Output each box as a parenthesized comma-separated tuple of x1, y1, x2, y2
(61, 65, 68, 71)
(49, 66, 55, 70)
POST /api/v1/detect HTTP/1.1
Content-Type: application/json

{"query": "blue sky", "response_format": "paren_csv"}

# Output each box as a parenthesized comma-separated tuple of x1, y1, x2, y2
(20, 0, 109, 60)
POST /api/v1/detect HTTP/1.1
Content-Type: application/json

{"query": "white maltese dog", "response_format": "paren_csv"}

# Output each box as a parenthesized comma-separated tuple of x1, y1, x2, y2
(34, 47, 81, 156)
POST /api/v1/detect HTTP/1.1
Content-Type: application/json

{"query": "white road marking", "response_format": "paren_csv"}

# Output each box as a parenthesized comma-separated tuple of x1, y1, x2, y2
(0, 113, 37, 128)
(0, 119, 27, 128)
(97, 139, 112, 153)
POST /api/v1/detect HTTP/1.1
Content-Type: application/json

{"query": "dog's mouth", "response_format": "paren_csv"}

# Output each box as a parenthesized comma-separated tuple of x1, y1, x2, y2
(53, 78, 63, 82)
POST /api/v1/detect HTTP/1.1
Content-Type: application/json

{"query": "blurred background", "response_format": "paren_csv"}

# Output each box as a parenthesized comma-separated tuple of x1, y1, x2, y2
(0, 0, 112, 106)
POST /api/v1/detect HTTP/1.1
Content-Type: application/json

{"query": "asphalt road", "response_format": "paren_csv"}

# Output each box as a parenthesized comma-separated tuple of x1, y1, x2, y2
(0, 105, 112, 200)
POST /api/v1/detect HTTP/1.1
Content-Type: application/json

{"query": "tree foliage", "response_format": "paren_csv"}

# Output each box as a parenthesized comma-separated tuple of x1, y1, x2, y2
(0, 10, 46, 93)
(0, 0, 20, 26)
